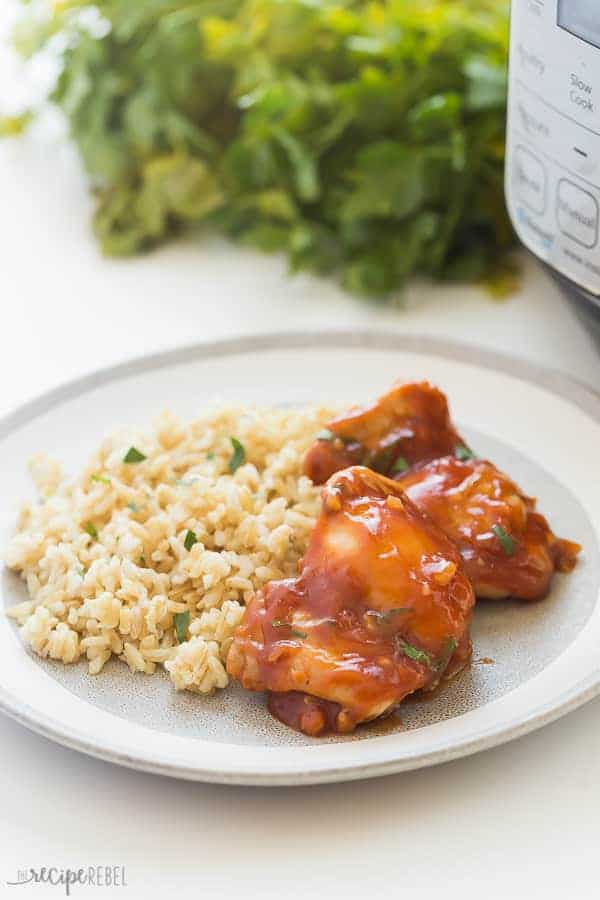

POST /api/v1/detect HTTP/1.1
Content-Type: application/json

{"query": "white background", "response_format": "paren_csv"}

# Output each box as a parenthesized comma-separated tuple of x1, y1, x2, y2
(2, 5, 600, 898)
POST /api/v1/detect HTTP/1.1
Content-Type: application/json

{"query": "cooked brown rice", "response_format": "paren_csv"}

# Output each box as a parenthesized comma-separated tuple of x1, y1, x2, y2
(4, 405, 333, 694)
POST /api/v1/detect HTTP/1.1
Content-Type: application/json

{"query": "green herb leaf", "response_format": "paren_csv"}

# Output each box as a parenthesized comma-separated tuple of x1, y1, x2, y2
(272, 125, 319, 203)
(127, 502, 138, 513)
(396, 638, 433, 667)
(174, 611, 190, 644)
(271, 619, 286, 628)
(83, 522, 99, 541)
(206, 452, 216, 461)
(139, 556, 146, 567)
(316, 429, 335, 442)
(184, 529, 198, 551)
(436, 637, 458, 673)
(91, 474, 111, 485)
(391, 456, 410, 474)
(291, 628, 308, 639)
(492, 524, 517, 556)
(371, 447, 395, 474)
(454, 444, 476, 461)
(10, 0, 513, 298)
(228, 437, 246, 473)
(123, 446, 146, 464)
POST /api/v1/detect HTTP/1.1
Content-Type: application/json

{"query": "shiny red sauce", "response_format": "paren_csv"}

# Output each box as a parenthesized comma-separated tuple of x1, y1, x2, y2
(227, 467, 475, 736)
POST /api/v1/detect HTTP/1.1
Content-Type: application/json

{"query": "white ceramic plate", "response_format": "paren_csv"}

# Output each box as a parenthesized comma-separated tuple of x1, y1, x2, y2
(1, 332, 599, 785)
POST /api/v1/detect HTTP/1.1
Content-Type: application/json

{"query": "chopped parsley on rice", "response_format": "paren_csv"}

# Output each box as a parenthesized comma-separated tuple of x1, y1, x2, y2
(5, 405, 332, 694)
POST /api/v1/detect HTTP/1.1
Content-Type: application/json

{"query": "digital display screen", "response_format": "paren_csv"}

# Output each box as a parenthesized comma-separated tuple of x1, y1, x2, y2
(558, 0, 600, 50)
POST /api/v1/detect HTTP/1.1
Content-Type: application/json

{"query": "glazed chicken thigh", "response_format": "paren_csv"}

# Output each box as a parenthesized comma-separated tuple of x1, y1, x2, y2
(304, 381, 463, 484)
(227, 466, 475, 736)
(397, 457, 580, 601)
(304, 381, 580, 602)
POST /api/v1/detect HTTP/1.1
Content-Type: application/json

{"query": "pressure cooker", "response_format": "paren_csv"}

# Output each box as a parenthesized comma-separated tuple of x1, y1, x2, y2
(506, 0, 600, 341)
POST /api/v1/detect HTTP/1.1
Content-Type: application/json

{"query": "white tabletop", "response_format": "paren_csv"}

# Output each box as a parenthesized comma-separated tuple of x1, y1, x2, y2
(2, 60, 600, 900)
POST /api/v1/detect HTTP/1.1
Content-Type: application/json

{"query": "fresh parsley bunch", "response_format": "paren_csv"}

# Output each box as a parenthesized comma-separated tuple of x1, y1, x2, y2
(9, 0, 514, 297)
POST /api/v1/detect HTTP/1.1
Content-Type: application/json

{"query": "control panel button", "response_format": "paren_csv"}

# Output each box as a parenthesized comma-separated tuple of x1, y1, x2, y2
(525, 0, 545, 20)
(514, 145, 547, 214)
(516, 100, 551, 140)
(516, 42, 546, 78)
(556, 178, 599, 248)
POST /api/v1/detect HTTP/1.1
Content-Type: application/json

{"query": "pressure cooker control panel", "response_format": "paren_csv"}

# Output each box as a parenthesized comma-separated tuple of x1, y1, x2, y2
(506, 0, 600, 295)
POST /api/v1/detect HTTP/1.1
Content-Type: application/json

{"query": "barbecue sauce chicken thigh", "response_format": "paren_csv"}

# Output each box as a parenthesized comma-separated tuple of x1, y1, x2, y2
(304, 381, 462, 485)
(304, 381, 580, 602)
(227, 467, 475, 736)
(397, 457, 580, 601)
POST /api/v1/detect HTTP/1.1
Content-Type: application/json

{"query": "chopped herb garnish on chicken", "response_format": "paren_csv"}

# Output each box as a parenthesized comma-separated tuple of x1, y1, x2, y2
(184, 529, 198, 551)
(291, 629, 308, 639)
(396, 638, 433, 667)
(228, 437, 246, 473)
(371, 447, 395, 473)
(123, 446, 146, 464)
(392, 456, 410, 474)
(174, 611, 190, 644)
(206, 452, 215, 460)
(436, 637, 458, 673)
(83, 522, 99, 541)
(454, 444, 476, 461)
(492, 524, 517, 556)
(127, 502, 138, 513)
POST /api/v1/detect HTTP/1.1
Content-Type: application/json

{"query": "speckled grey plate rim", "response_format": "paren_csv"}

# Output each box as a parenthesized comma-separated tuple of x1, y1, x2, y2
(1, 329, 599, 786)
